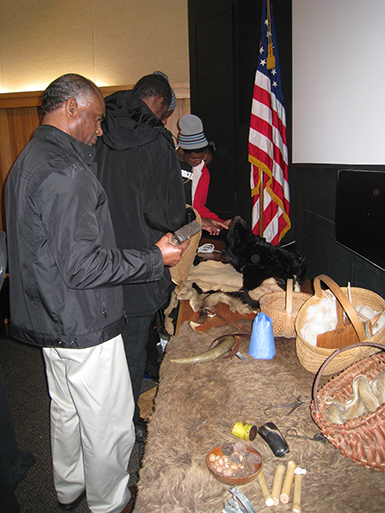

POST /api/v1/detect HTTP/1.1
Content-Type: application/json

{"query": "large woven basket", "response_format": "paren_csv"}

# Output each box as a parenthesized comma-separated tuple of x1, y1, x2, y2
(295, 275, 385, 375)
(311, 342, 385, 471)
(259, 279, 311, 338)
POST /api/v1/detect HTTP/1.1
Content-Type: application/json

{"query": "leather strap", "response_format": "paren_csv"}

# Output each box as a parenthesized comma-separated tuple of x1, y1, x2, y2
(208, 333, 250, 359)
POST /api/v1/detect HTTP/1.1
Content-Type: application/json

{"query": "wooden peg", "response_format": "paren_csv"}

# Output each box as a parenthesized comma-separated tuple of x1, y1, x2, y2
(292, 467, 307, 513)
(257, 470, 274, 507)
(280, 460, 296, 504)
(271, 463, 285, 506)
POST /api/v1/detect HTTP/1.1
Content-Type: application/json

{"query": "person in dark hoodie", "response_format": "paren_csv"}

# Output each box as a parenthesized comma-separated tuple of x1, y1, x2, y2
(95, 73, 190, 443)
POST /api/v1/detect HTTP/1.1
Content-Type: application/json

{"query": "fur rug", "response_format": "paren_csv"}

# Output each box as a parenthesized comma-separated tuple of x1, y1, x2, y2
(221, 217, 307, 290)
(135, 321, 385, 513)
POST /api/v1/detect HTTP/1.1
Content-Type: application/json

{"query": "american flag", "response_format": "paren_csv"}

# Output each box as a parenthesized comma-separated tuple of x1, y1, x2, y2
(248, 0, 290, 244)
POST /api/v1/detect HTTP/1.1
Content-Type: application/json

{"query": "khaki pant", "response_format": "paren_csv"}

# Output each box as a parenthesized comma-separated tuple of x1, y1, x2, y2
(43, 335, 134, 513)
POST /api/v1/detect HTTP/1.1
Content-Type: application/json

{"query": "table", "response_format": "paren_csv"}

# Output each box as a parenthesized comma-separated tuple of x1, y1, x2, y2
(134, 320, 385, 513)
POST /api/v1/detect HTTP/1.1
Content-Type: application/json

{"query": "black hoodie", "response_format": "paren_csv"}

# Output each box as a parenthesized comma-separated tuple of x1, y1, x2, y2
(95, 89, 187, 316)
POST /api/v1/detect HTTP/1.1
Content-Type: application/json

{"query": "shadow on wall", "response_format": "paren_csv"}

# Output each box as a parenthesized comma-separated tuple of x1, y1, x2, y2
(303, 211, 385, 298)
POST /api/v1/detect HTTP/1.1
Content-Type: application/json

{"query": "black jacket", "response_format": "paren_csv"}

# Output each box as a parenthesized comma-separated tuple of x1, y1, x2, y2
(95, 89, 187, 316)
(5, 125, 164, 348)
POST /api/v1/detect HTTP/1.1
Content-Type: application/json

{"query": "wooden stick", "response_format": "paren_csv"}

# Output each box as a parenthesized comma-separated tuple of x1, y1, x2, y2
(347, 282, 352, 303)
(257, 470, 274, 507)
(280, 460, 296, 504)
(271, 463, 285, 506)
(292, 474, 303, 513)
(292, 467, 307, 513)
(259, 168, 264, 237)
(285, 279, 293, 314)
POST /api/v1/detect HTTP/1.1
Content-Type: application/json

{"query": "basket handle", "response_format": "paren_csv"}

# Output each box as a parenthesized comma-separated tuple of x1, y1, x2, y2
(285, 278, 293, 314)
(313, 274, 367, 342)
(312, 341, 385, 413)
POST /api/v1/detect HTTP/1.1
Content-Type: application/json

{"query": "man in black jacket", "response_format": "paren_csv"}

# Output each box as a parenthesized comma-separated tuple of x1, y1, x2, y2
(95, 74, 189, 442)
(5, 74, 187, 513)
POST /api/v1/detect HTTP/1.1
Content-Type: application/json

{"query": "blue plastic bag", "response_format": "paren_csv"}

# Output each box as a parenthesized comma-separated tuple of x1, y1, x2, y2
(248, 313, 275, 359)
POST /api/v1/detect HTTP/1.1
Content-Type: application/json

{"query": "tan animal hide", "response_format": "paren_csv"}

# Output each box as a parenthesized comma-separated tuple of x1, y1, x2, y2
(135, 322, 385, 513)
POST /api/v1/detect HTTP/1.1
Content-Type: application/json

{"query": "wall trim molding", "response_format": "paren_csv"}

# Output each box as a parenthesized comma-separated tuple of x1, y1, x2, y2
(0, 83, 190, 109)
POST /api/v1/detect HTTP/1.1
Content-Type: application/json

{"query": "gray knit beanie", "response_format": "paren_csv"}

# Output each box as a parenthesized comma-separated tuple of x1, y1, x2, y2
(152, 71, 177, 111)
(178, 114, 208, 150)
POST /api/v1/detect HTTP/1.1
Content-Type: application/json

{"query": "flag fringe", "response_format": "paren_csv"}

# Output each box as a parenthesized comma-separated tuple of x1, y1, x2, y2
(249, 155, 291, 242)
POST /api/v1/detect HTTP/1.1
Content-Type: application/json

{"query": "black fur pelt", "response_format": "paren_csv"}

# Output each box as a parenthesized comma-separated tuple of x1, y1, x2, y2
(221, 216, 307, 291)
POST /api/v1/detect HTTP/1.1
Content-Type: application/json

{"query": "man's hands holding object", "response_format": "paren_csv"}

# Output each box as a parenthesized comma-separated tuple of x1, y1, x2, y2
(156, 220, 201, 266)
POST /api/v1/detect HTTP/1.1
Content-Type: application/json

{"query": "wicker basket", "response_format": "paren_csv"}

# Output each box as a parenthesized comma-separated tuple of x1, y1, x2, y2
(259, 279, 311, 338)
(295, 275, 385, 375)
(311, 342, 385, 471)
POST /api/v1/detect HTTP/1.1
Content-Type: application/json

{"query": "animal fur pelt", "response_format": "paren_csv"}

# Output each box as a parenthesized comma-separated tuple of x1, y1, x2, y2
(134, 322, 385, 513)
(191, 283, 261, 312)
(221, 216, 307, 291)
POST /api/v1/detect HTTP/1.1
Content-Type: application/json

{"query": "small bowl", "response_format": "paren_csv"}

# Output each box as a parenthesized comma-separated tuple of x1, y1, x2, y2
(206, 442, 263, 485)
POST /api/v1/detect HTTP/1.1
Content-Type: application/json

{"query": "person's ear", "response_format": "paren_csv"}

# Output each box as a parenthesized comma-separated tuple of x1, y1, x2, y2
(65, 97, 78, 119)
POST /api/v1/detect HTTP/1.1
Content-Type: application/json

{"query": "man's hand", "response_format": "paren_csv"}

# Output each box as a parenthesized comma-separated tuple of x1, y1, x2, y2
(155, 233, 190, 266)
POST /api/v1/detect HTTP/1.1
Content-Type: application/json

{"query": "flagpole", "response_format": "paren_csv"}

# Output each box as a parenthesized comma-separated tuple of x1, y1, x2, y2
(259, 168, 264, 237)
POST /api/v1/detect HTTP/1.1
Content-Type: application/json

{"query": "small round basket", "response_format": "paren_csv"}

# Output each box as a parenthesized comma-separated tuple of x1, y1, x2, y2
(295, 275, 385, 375)
(311, 342, 385, 471)
(259, 279, 311, 338)
(206, 443, 262, 485)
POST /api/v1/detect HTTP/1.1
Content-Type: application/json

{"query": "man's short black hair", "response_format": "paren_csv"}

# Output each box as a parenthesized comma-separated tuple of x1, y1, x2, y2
(41, 74, 100, 115)
(134, 74, 172, 108)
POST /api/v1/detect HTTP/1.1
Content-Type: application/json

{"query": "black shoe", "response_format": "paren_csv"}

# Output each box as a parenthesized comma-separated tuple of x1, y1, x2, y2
(58, 490, 86, 511)
(134, 417, 148, 444)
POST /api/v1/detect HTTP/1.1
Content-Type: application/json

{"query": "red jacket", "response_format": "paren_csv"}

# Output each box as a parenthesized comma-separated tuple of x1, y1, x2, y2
(192, 162, 224, 222)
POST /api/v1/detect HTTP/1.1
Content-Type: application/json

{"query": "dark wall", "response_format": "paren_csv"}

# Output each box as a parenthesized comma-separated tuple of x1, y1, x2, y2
(188, 0, 385, 298)
(188, 0, 292, 227)
(293, 164, 385, 297)
(188, 0, 236, 220)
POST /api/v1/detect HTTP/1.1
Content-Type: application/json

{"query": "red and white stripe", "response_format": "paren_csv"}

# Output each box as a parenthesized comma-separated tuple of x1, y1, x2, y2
(249, 71, 290, 244)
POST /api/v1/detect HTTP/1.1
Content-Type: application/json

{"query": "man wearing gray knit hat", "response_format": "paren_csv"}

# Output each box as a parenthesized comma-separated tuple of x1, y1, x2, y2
(178, 114, 208, 150)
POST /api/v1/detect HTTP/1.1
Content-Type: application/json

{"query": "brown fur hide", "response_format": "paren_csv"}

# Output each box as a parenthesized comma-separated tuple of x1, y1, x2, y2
(135, 322, 385, 513)
(187, 288, 258, 315)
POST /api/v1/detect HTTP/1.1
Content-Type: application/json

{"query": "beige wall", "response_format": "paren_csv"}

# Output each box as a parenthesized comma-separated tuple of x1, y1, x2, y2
(0, 0, 191, 232)
(0, 0, 189, 93)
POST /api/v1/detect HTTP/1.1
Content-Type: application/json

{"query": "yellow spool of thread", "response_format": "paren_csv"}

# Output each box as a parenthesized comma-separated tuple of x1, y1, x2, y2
(231, 421, 257, 441)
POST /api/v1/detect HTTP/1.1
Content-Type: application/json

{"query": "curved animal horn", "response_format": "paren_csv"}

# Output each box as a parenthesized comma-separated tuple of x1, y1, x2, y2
(170, 335, 236, 364)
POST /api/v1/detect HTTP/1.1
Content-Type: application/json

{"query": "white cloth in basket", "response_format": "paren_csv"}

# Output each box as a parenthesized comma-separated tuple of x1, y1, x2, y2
(301, 291, 385, 346)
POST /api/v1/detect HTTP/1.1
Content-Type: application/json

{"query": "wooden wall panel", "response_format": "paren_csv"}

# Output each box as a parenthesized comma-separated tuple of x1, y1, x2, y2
(7, 107, 42, 161)
(0, 85, 190, 232)
(0, 110, 12, 179)
(0, 106, 42, 232)
(165, 97, 190, 145)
